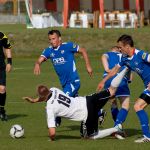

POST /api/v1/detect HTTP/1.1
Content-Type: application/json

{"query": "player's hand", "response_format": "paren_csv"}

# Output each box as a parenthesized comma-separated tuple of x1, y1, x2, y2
(86, 65, 93, 77)
(34, 63, 41, 75)
(22, 97, 35, 103)
(96, 81, 104, 92)
(6, 64, 12, 72)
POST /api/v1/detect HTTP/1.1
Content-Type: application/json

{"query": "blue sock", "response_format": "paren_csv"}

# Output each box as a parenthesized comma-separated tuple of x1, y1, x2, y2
(136, 110, 150, 138)
(114, 108, 128, 126)
(111, 107, 119, 122)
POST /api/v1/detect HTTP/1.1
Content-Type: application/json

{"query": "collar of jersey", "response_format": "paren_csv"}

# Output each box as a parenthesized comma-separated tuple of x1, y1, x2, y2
(53, 45, 60, 51)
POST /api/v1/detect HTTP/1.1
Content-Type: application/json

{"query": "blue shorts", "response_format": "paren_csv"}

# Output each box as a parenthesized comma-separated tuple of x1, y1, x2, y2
(104, 77, 130, 97)
(63, 80, 80, 97)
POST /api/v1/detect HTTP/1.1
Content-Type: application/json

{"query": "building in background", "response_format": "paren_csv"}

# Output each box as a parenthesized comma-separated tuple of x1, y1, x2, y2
(0, 0, 150, 28)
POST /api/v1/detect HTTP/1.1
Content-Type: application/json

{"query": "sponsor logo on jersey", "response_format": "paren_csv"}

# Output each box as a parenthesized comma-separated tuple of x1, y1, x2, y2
(142, 53, 147, 60)
(53, 57, 66, 65)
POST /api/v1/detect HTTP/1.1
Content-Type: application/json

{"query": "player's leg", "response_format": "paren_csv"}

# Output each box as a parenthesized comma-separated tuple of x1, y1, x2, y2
(110, 98, 119, 122)
(134, 90, 150, 143)
(114, 96, 130, 126)
(81, 96, 99, 138)
(0, 69, 7, 121)
(98, 78, 112, 125)
(63, 81, 80, 97)
(91, 124, 122, 139)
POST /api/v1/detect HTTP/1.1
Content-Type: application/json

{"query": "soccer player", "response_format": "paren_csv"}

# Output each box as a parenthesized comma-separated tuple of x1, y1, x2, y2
(101, 46, 132, 129)
(0, 32, 12, 121)
(23, 67, 128, 141)
(97, 34, 150, 143)
(34, 30, 93, 126)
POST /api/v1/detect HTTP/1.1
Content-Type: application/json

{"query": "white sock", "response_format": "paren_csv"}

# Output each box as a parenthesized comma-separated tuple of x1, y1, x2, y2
(111, 67, 128, 88)
(92, 127, 118, 139)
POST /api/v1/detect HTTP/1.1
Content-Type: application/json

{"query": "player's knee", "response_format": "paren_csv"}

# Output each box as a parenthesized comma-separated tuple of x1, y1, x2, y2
(134, 103, 141, 112)
(108, 87, 116, 96)
(0, 86, 6, 93)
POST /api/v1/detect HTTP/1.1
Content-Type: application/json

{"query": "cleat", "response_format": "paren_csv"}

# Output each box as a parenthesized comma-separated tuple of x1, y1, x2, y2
(55, 117, 61, 127)
(0, 108, 8, 121)
(114, 124, 123, 132)
(134, 135, 150, 143)
(112, 124, 126, 140)
(114, 133, 125, 140)
(98, 109, 107, 126)
(0, 113, 8, 121)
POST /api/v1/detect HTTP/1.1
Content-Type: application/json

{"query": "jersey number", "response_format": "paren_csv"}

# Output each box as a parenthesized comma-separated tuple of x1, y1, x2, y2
(57, 94, 71, 107)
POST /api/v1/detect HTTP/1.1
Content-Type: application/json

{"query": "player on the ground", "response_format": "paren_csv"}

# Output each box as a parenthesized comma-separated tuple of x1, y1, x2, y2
(97, 34, 150, 143)
(0, 32, 12, 121)
(34, 30, 93, 126)
(23, 67, 128, 141)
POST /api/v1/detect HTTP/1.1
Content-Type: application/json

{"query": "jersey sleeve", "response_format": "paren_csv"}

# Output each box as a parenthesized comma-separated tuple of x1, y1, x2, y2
(41, 48, 50, 60)
(67, 42, 79, 53)
(141, 51, 150, 63)
(46, 106, 56, 128)
(1, 34, 11, 49)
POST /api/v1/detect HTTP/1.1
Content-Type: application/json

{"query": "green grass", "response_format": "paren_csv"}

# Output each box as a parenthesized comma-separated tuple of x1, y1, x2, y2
(0, 24, 150, 149)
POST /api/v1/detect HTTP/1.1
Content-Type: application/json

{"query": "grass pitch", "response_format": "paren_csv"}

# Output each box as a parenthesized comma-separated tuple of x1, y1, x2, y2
(0, 25, 150, 149)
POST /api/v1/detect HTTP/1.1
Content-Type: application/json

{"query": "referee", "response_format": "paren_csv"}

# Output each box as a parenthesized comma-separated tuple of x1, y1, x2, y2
(0, 32, 12, 121)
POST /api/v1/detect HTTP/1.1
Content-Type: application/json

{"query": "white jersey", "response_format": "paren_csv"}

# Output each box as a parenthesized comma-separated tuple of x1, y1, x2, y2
(46, 87, 88, 128)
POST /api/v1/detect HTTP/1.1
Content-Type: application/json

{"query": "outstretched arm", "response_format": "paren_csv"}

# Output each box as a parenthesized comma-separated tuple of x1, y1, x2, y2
(97, 65, 120, 91)
(22, 97, 39, 103)
(78, 47, 93, 77)
(34, 56, 46, 75)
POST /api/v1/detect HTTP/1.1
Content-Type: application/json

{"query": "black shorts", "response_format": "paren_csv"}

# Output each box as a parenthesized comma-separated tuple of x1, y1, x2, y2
(0, 68, 6, 86)
(139, 93, 150, 104)
(80, 90, 110, 137)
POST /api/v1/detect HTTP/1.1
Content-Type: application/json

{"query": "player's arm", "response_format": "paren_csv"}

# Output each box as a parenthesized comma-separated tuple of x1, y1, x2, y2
(101, 54, 111, 73)
(34, 56, 46, 75)
(48, 127, 56, 141)
(5, 48, 12, 72)
(22, 97, 40, 103)
(23, 95, 47, 103)
(97, 65, 120, 91)
(78, 47, 93, 76)
(2, 35, 12, 73)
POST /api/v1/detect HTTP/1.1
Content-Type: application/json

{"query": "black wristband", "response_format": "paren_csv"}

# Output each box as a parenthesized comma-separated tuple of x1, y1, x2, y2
(7, 58, 12, 65)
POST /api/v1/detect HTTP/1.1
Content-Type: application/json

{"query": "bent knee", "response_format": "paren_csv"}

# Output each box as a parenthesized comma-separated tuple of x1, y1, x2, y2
(134, 103, 141, 112)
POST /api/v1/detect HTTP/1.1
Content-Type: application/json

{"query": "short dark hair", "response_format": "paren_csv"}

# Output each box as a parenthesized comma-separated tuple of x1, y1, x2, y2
(37, 85, 50, 99)
(117, 34, 134, 47)
(48, 30, 61, 37)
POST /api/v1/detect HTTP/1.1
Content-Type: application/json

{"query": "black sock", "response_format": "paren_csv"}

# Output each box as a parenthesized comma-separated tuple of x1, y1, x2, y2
(0, 92, 6, 107)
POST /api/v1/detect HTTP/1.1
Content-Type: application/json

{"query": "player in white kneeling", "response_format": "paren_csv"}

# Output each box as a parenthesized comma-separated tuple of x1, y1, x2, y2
(23, 68, 128, 141)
